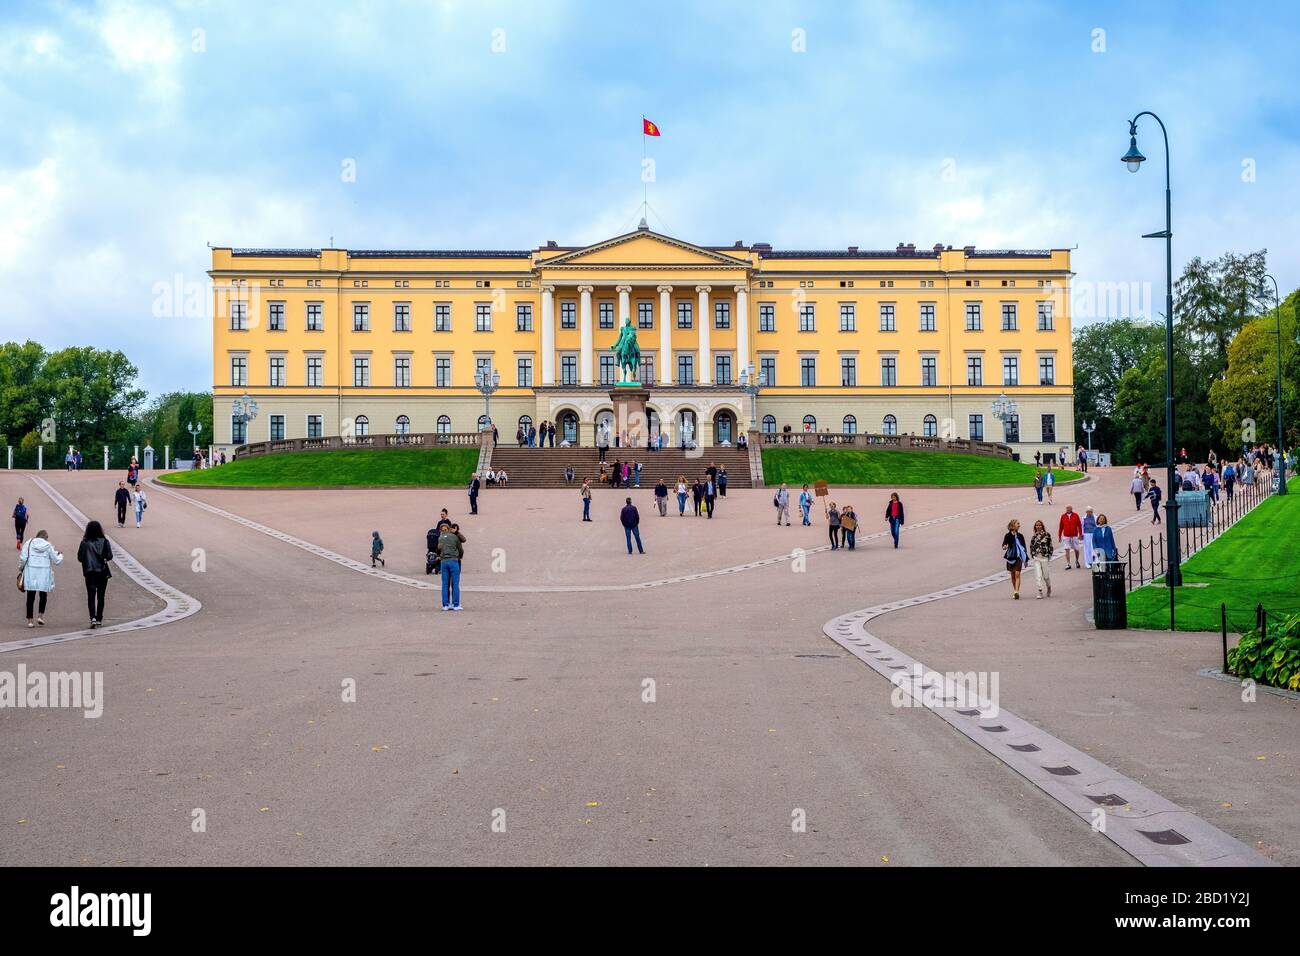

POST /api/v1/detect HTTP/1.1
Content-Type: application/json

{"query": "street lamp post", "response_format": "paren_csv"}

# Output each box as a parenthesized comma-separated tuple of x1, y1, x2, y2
(1262, 274, 1289, 496)
(475, 367, 501, 431)
(1122, 111, 1181, 586)
(992, 391, 1018, 449)
(739, 363, 766, 434)
(1082, 420, 1096, 455)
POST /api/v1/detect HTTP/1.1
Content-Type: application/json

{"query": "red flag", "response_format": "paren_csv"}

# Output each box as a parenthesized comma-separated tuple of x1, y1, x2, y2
(642, 118, 661, 137)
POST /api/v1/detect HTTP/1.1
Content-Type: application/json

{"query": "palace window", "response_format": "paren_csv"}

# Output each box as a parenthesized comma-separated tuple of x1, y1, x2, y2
(969, 414, 984, 441)
(306, 303, 323, 331)
(1041, 414, 1056, 443)
(517, 356, 533, 387)
(353, 356, 370, 387)
(435, 357, 452, 387)
(561, 301, 576, 329)
(230, 355, 247, 387)
(1003, 414, 1020, 443)
(921, 356, 937, 387)
(677, 354, 695, 385)
(231, 416, 246, 444)
(1039, 355, 1055, 385)
(638, 301, 654, 329)
(561, 355, 577, 385)
(883, 414, 898, 436)
(437, 415, 452, 434)
(435, 303, 451, 332)
(800, 356, 817, 387)
(967, 355, 983, 386)
(394, 303, 411, 332)
(676, 301, 693, 329)
(269, 415, 285, 441)
(475, 356, 492, 382)
(879, 304, 896, 332)
(307, 415, 323, 439)
(840, 356, 856, 387)
(230, 301, 248, 331)
(840, 303, 856, 331)
(762, 414, 777, 434)
(759, 303, 775, 332)
(714, 301, 731, 329)
(639, 354, 655, 383)
(353, 303, 370, 331)
(802, 414, 817, 432)
(799, 302, 816, 332)
(269, 355, 285, 387)
(1003, 355, 1019, 386)
(1001, 303, 1018, 331)
(842, 414, 857, 434)
(599, 301, 615, 330)
(475, 303, 492, 332)
(880, 356, 897, 387)
(920, 303, 936, 332)
(394, 356, 411, 387)
(923, 414, 938, 438)
(715, 354, 732, 385)
(354, 415, 369, 437)
(760, 356, 776, 387)
(599, 354, 617, 386)
(1037, 302, 1054, 331)
(965, 303, 981, 331)
(306, 356, 323, 387)
(268, 302, 285, 331)
(395, 415, 411, 435)
(516, 304, 533, 332)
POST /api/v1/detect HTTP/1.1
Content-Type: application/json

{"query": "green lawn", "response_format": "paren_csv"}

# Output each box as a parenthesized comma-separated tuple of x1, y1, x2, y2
(760, 448, 1082, 487)
(1126, 493, 1300, 632)
(157, 448, 480, 488)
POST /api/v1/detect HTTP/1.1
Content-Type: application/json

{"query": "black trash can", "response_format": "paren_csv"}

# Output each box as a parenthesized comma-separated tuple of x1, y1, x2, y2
(1092, 562, 1128, 630)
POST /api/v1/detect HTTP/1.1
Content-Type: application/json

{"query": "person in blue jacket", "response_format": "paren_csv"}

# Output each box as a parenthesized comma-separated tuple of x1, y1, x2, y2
(1091, 513, 1117, 564)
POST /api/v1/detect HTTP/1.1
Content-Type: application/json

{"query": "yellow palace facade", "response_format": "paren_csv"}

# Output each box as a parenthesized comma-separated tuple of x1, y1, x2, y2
(210, 226, 1075, 459)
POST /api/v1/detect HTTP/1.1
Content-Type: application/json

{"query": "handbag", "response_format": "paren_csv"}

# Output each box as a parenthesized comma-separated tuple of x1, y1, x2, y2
(16, 569, 25, 593)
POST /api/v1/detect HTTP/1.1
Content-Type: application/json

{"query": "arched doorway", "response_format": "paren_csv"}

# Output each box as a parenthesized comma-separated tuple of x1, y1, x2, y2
(713, 409, 735, 445)
(677, 409, 697, 448)
(560, 410, 579, 445)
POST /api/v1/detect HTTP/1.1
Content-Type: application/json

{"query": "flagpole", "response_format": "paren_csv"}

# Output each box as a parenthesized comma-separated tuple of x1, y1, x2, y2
(641, 116, 648, 222)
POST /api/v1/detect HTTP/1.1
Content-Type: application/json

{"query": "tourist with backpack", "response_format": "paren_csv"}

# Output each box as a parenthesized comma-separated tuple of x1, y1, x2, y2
(1001, 519, 1027, 600)
(12, 497, 28, 550)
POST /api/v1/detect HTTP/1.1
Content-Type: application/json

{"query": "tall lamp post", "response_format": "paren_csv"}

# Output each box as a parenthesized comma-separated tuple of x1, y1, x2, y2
(1082, 420, 1096, 456)
(475, 366, 501, 431)
(992, 391, 1018, 450)
(1122, 111, 1181, 586)
(1262, 274, 1290, 495)
(739, 363, 767, 435)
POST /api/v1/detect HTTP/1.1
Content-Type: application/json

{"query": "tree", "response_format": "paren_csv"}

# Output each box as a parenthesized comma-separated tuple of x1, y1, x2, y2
(1072, 318, 1162, 452)
(0, 341, 48, 447)
(1209, 289, 1299, 449)
(1174, 250, 1269, 376)
(39, 347, 146, 454)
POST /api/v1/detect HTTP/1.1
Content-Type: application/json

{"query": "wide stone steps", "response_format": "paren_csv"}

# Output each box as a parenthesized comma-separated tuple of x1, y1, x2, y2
(487, 447, 754, 488)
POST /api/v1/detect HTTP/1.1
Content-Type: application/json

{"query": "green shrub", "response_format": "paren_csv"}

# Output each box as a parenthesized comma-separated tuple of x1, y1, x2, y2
(1227, 612, 1300, 691)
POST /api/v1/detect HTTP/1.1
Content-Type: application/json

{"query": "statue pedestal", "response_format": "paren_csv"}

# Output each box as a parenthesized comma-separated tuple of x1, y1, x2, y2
(609, 386, 651, 447)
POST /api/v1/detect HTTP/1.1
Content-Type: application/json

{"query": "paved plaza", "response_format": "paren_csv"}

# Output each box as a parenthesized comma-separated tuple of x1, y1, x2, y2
(1, 467, 1295, 866)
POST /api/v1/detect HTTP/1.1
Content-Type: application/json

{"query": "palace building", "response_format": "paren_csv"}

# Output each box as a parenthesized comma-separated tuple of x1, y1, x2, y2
(210, 226, 1074, 459)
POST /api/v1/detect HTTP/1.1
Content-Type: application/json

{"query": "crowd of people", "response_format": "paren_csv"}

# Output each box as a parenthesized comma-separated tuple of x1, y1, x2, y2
(1124, 444, 1280, 525)
(1000, 502, 1119, 600)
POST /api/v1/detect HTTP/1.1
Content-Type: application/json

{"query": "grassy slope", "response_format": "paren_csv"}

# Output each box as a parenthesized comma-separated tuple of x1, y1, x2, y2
(157, 448, 479, 488)
(760, 448, 1082, 487)
(1126, 493, 1300, 632)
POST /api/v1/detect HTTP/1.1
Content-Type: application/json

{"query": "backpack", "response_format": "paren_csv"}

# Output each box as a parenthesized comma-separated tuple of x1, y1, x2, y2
(773, 493, 781, 507)
(1003, 537, 1021, 563)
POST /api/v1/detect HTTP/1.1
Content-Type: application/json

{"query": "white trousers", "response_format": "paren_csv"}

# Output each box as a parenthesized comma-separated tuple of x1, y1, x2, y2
(1082, 535, 1094, 568)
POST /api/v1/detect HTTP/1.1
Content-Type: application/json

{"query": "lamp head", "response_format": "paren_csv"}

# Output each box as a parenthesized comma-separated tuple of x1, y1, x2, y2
(1121, 133, 1145, 173)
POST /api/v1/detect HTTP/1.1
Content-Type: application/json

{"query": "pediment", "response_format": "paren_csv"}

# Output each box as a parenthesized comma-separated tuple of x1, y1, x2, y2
(539, 230, 750, 268)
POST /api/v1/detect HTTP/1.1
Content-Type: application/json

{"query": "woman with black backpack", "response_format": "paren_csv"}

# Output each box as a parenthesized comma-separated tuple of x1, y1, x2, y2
(1001, 519, 1027, 600)
(76, 520, 115, 628)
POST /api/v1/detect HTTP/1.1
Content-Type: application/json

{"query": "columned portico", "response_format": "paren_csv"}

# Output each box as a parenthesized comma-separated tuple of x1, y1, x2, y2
(616, 284, 632, 327)
(541, 284, 556, 385)
(578, 284, 594, 386)
(734, 284, 749, 371)
(696, 285, 711, 385)
(657, 285, 673, 386)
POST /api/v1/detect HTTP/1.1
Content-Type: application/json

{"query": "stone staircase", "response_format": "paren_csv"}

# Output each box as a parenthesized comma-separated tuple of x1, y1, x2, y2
(485, 445, 755, 489)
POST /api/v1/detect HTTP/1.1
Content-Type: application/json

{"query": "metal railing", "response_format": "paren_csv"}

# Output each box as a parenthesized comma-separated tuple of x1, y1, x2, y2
(759, 431, 1012, 457)
(235, 431, 484, 458)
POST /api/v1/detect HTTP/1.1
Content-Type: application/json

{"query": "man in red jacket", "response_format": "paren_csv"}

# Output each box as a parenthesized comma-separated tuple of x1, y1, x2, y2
(1058, 505, 1083, 569)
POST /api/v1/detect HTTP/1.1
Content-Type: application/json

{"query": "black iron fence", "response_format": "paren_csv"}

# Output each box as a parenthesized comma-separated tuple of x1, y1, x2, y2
(1124, 476, 1272, 591)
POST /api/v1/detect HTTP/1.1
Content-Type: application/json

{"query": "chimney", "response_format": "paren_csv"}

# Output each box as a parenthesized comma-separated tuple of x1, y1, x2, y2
(896, 242, 906, 254)
(933, 243, 944, 253)
(963, 244, 975, 254)
(546, 240, 558, 248)
(752, 242, 772, 252)
(905, 243, 916, 253)
(734, 240, 744, 248)
(847, 245, 858, 253)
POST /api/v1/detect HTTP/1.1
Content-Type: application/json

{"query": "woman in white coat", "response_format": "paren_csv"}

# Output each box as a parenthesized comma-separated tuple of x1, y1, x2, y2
(132, 483, 148, 528)
(19, 529, 63, 627)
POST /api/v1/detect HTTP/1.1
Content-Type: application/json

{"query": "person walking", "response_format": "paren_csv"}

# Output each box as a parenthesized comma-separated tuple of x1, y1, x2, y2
(675, 476, 688, 516)
(1043, 467, 1055, 505)
(774, 483, 791, 526)
(370, 531, 385, 568)
(704, 476, 716, 519)
(611, 458, 622, 489)
(19, 529, 63, 627)
(1145, 479, 1163, 524)
(1001, 519, 1027, 600)
(884, 492, 905, 548)
(633, 460, 642, 488)
(1223, 461, 1236, 501)
(654, 478, 668, 516)
(126, 458, 139, 486)
(1092, 514, 1118, 564)
(598, 426, 609, 463)
(12, 497, 28, 550)
(1028, 519, 1053, 599)
(76, 520, 114, 628)
(114, 481, 130, 528)
(132, 483, 148, 528)
(826, 502, 841, 550)
(691, 477, 704, 516)
(620, 497, 644, 554)
(467, 472, 481, 515)
(437, 522, 465, 611)
(1080, 506, 1097, 569)
(1058, 505, 1083, 569)
(581, 479, 593, 522)
(840, 505, 858, 550)
(1033, 469, 1044, 505)
(798, 484, 813, 525)
(718, 466, 728, 498)
(1129, 471, 1145, 511)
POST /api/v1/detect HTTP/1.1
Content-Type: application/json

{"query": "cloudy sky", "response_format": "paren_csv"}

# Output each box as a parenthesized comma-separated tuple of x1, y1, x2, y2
(2, 0, 1297, 395)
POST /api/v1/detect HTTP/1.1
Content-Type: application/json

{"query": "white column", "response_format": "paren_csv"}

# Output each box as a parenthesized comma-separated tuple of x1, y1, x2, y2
(657, 285, 673, 385)
(540, 285, 556, 385)
(37, 446, 43, 470)
(579, 285, 594, 385)
(102, 446, 107, 470)
(734, 284, 750, 372)
(696, 285, 712, 385)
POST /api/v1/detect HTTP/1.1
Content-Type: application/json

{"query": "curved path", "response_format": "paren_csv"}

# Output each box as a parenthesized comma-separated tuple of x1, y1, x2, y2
(0, 476, 201, 654)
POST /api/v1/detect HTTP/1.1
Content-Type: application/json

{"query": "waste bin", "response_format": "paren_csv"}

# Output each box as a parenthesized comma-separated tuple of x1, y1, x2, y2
(1176, 490, 1210, 527)
(1092, 562, 1128, 630)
